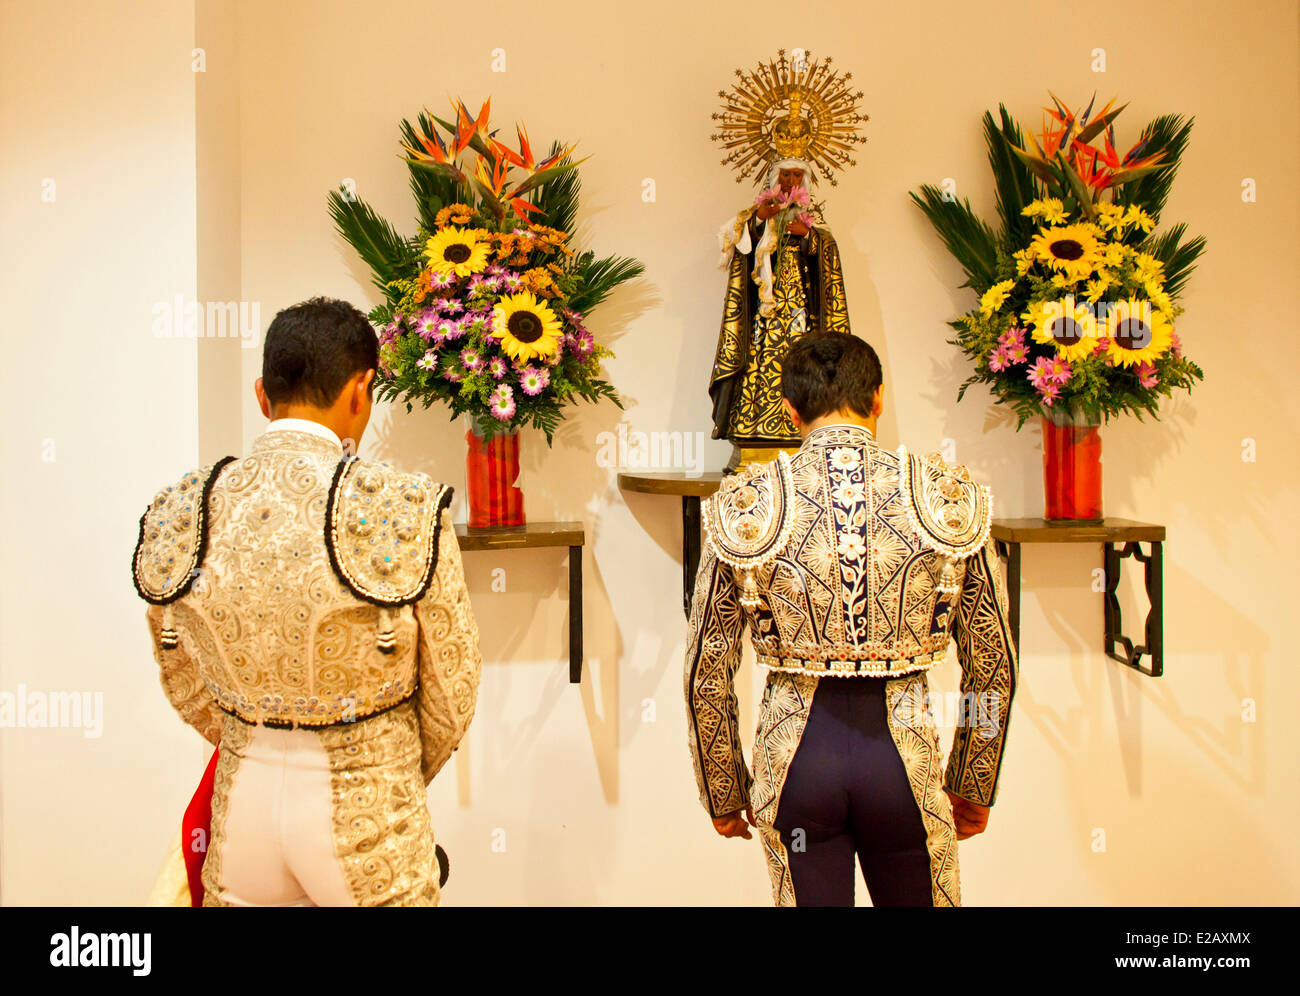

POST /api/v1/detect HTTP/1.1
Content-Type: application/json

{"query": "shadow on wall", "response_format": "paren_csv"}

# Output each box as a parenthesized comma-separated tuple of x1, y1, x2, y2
(984, 545, 1270, 902)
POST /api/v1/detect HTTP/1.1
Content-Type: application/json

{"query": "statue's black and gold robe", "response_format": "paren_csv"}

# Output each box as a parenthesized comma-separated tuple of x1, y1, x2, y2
(709, 222, 851, 447)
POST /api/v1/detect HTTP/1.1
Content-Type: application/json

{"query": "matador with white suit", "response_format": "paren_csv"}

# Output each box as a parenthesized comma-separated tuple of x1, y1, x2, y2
(132, 296, 481, 906)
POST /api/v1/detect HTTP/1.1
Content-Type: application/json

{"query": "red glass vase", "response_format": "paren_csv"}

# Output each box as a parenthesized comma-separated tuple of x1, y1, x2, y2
(465, 419, 525, 529)
(1041, 414, 1102, 522)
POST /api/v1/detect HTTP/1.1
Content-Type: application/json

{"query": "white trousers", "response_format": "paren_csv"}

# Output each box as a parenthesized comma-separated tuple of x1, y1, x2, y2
(212, 725, 355, 907)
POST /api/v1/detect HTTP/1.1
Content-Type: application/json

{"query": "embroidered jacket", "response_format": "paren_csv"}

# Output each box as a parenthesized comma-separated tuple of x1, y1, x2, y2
(684, 423, 1018, 814)
(131, 429, 481, 784)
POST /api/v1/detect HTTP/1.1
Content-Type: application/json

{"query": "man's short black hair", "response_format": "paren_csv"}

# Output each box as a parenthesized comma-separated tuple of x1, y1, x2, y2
(780, 334, 883, 423)
(261, 297, 379, 407)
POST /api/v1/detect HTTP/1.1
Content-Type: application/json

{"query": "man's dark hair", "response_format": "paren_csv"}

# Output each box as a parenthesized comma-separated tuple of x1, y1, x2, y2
(261, 297, 379, 407)
(780, 334, 883, 422)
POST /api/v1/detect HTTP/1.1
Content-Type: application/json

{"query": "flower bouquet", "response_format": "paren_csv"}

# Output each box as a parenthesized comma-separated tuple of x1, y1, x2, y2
(911, 93, 1206, 520)
(329, 99, 644, 526)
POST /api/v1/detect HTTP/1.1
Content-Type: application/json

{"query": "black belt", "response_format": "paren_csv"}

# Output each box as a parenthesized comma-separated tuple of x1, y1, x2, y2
(217, 690, 415, 730)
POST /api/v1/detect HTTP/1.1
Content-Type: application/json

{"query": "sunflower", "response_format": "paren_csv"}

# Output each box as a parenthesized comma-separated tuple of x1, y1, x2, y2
(1028, 223, 1104, 283)
(1022, 295, 1097, 361)
(490, 291, 562, 363)
(1104, 299, 1174, 367)
(425, 226, 491, 277)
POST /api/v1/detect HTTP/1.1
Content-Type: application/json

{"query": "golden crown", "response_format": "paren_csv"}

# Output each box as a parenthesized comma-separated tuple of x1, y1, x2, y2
(711, 49, 869, 186)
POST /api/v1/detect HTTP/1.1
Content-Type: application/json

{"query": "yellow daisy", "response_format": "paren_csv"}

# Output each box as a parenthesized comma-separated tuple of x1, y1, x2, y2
(1084, 273, 1112, 302)
(1095, 201, 1126, 233)
(490, 291, 562, 363)
(1132, 252, 1165, 283)
(1104, 299, 1174, 367)
(1023, 295, 1098, 361)
(1028, 223, 1103, 283)
(1022, 198, 1068, 225)
(979, 279, 1016, 317)
(425, 226, 491, 277)
(1124, 205, 1156, 234)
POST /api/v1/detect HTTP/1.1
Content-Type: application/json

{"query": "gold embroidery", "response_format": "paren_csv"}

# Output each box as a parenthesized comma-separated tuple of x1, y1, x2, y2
(327, 458, 450, 605)
(413, 509, 482, 784)
(751, 671, 819, 906)
(318, 702, 439, 906)
(885, 673, 961, 907)
(683, 541, 752, 818)
(140, 432, 432, 729)
(201, 714, 253, 907)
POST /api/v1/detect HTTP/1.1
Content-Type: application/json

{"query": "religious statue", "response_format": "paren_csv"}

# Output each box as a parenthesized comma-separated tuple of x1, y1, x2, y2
(708, 50, 869, 472)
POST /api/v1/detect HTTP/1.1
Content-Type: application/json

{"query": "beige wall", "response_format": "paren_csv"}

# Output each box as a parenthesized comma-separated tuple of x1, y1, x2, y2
(2, 0, 1297, 904)
(0, 0, 205, 904)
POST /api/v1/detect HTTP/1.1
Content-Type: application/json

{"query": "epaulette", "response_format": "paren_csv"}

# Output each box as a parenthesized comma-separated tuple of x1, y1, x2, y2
(131, 456, 236, 647)
(702, 452, 796, 609)
(325, 456, 453, 652)
(897, 445, 993, 575)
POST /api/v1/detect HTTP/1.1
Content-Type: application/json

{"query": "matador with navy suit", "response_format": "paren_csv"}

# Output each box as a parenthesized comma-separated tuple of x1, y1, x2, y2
(684, 423, 1018, 906)
(132, 418, 481, 906)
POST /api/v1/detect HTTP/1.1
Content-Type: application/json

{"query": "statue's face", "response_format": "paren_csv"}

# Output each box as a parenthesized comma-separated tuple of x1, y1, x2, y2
(777, 167, 805, 192)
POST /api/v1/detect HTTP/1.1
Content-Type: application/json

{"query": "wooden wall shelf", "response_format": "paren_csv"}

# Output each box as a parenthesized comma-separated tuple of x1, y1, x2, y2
(991, 518, 1166, 677)
(454, 521, 585, 683)
(618, 473, 723, 617)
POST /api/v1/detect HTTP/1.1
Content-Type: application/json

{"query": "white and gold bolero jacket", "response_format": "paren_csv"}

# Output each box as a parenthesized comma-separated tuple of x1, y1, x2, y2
(131, 428, 480, 785)
(685, 424, 1018, 818)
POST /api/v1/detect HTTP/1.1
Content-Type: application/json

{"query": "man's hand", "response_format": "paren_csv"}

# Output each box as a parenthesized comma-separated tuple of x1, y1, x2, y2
(786, 219, 809, 237)
(756, 202, 779, 221)
(711, 806, 754, 839)
(945, 791, 990, 840)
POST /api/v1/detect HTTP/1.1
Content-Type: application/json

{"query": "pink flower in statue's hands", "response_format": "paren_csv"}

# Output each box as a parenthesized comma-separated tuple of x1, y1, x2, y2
(1136, 362, 1159, 388)
(755, 184, 787, 208)
(796, 211, 815, 229)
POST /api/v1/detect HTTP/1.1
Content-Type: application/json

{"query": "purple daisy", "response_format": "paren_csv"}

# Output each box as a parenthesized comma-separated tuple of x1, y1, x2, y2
(488, 357, 507, 380)
(490, 385, 516, 421)
(519, 365, 549, 396)
(461, 347, 484, 372)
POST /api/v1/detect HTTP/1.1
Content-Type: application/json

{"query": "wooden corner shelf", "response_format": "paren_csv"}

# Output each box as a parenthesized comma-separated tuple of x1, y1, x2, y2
(454, 521, 585, 683)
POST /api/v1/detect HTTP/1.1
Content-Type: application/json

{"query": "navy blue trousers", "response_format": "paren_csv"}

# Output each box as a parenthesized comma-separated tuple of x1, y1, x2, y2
(773, 677, 935, 906)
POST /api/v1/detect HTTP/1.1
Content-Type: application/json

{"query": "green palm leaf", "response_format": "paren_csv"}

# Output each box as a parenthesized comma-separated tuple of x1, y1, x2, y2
(1117, 114, 1194, 222)
(327, 188, 419, 298)
(908, 185, 999, 291)
(985, 106, 1040, 251)
(1142, 222, 1207, 300)
(530, 142, 581, 232)
(567, 250, 646, 314)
